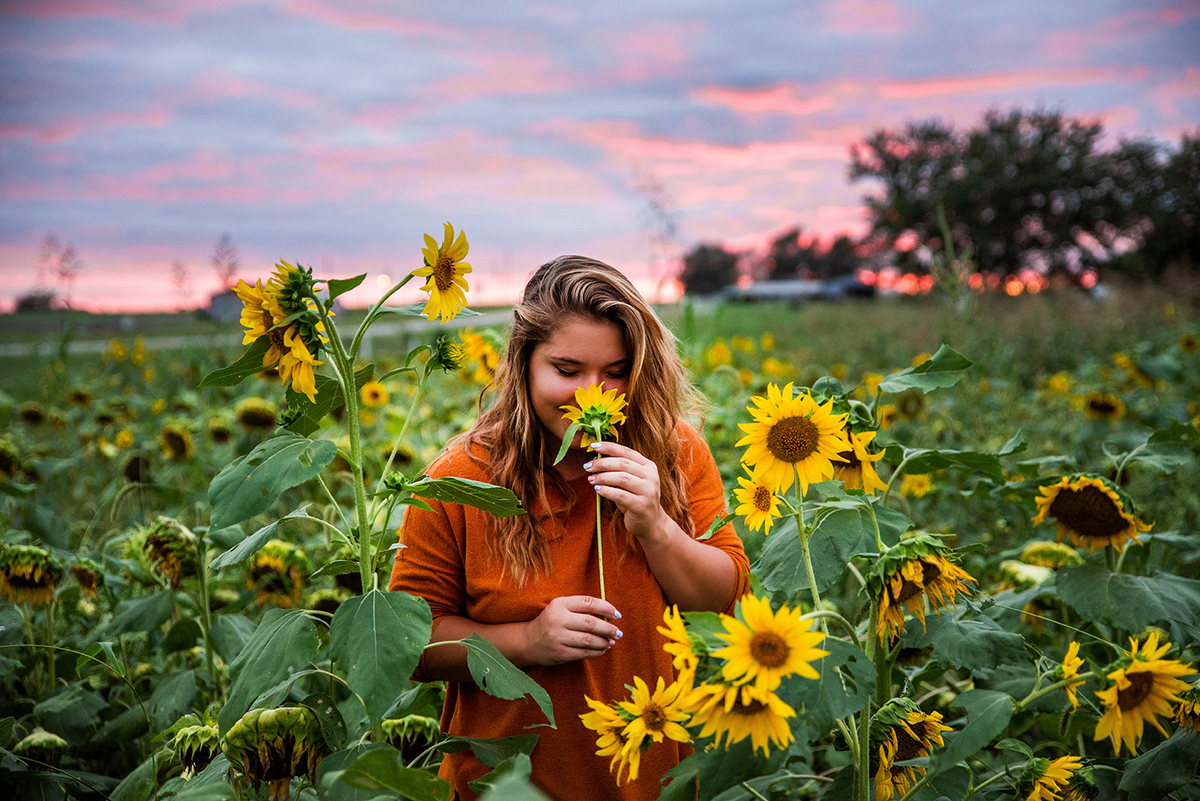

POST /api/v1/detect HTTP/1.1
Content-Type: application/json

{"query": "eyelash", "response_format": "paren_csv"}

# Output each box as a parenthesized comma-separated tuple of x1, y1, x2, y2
(555, 367, 627, 379)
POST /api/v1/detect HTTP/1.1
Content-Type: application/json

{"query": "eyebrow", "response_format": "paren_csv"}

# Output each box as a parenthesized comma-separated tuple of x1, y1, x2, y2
(548, 356, 629, 367)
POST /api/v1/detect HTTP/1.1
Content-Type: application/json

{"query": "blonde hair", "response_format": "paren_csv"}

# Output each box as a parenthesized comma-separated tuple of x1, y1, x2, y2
(456, 256, 702, 585)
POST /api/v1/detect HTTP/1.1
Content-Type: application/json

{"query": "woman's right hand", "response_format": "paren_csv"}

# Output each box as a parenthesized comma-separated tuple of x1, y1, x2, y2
(521, 595, 623, 666)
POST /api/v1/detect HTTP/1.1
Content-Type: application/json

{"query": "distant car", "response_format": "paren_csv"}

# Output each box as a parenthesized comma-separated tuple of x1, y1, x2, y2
(717, 276, 874, 304)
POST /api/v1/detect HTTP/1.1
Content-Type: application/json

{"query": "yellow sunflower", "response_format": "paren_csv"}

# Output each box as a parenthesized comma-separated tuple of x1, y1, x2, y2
(900, 473, 932, 498)
(247, 539, 313, 608)
(461, 329, 500, 384)
(1093, 632, 1195, 755)
(233, 275, 325, 403)
(871, 700, 952, 801)
(832, 429, 889, 495)
(733, 466, 781, 534)
(159, 424, 194, 461)
(1022, 755, 1083, 801)
(1032, 475, 1151, 554)
(706, 339, 732, 367)
(712, 595, 827, 694)
(736, 382, 849, 495)
(359, 380, 389, 408)
(414, 222, 471, 323)
(1083, 392, 1124, 422)
(1173, 684, 1200, 734)
(0, 544, 63, 605)
(581, 696, 640, 785)
(1059, 641, 1086, 710)
(870, 533, 976, 645)
(684, 683, 795, 757)
(618, 675, 691, 750)
(560, 382, 628, 448)
(657, 605, 698, 687)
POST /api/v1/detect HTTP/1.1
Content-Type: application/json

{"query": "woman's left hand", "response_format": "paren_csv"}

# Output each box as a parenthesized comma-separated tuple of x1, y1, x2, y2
(584, 441, 671, 546)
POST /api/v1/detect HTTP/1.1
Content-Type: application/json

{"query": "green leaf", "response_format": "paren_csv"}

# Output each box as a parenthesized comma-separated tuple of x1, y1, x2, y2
(162, 618, 202, 653)
(148, 670, 198, 731)
(1056, 562, 1200, 630)
(284, 363, 375, 436)
(0, 478, 36, 497)
(995, 738, 1033, 759)
(199, 337, 271, 388)
(878, 345, 972, 394)
(110, 750, 171, 801)
(317, 744, 395, 801)
(754, 506, 873, 596)
(477, 769, 550, 801)
(328, 590, 433, 726)
(210, 614, 257, 663)
(333, 746, 453, 801)
(404, 476, 527, 517)
(209, 504, 317, 571)
(904, 613, 1028, 673)
(928, 689, 1013, 778)
(882, 444, 1004, 481)
(75, 642, 124, 677)
(207, 433, 337, 530)
(469, 753, 533, 796)
(303, 692, 348, 753)
(1118, 731, 1200, 798)
(1121, 424, 1197, 475)
(374, 301, 481, 320)
(553, 421, 583, 466)
(789, 638, 872, 736)
(459, 634, 555, 728)
(89, 590, 174, 643)
(437, 734, 540, 767)
(312, 559, 362, 579)
(327, 273, 367, 301)
(218, 608, 320, 734)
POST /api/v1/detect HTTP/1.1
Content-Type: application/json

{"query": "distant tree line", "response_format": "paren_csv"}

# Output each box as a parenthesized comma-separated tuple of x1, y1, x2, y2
(680, 108, 1198, 295)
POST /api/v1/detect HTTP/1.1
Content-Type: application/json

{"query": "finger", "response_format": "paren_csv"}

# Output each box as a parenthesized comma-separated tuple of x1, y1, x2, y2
(588, 440, 648, 463)
(584, 456, 644, 477)
(593, 484, 640, 507)
(561, 595, 623, 621)
(567, 612, 624, 641)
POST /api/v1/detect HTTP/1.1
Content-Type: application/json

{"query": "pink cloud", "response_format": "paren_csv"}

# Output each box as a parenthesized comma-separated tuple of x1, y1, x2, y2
(1, 0, 244, 25)
(1155, 67, 1200, 116)
(282, 0, 451, 38)
(0, 108, 171, 144)
(877, 68, 1116, 100)
(824, 0, 915, 35)
(430, 54, 575, 102)
(603, 19, 702, 83)
(192, 73, 321, 110)
(693, 84, 837, 116)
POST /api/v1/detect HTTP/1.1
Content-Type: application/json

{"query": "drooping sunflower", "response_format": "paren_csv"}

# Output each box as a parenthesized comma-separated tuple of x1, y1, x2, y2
(732, 466, 781, 534)
(222, 706, 329, 796)
(172, 719, 220, 778)
(122, 454, 151, 484)
(736, 382, 849, 495)
(1063, 767, 1100, 801)
(359, 380, 389, 408)
(832, 429, 889, 495)
(159, 423, 194, 461)
(1032, 475, 1151, 554)
(1083, 392, 1124, 422)
(415, 222, 471, 323)
(1020, 755, 1084, 801)
(1093, 632, 1195, 755)
(560, 382, 628, 449)
(871, 698, 952, 801)
(429, 335, 467, 373)
(234, 262, 327, 403)
(1019, 540, 1082, 569)
(143, 516, 200, 589)
(235, 397, 278, 430)
(657, 605, 699, 687)
(618, 675, 691, 752)
(684, 682, 795, 757)
(71, 559, 103, 598)
(247, 540, 313, 608)
(581, 696, 640, 785)
(869, 532, 976, 645)
(1173, 683, 1200, 734)
(0, 544, 64, 605)
(1058, 641, 1086, 710)
(712, 595, 827, 694)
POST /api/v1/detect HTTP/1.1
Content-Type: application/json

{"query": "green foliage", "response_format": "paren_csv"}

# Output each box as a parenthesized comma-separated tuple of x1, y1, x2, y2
(207, 432, 337, 529)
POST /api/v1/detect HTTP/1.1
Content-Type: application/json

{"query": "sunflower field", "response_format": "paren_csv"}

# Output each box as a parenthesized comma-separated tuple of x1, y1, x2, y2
(1, 226, 1198, 801)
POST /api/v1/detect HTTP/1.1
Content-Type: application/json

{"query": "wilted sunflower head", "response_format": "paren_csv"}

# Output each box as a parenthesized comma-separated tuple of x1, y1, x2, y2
(1019, 540, 1083, 568)
(247, 540, 312, 607)
(70, 558, 103, 598)
(1173, 682, 1200, 734)
(66, 389, 93, 407)
(868, 532, 976, 645)
(207, 416, 234, 443)
(870, 698, 952, 800)
(381, 715, 440, 750)
(142, 516, 199, 589)
(1032, 474, 1151, 554)
(158, 423, 194, 462)
(171, 720, 220, 777)
(13, 728, 69, 769)
(235, 397, 277, 430)
(0, 439, 22, 478)
(0, 544, 64, 605)
(223, 705, 329, 788)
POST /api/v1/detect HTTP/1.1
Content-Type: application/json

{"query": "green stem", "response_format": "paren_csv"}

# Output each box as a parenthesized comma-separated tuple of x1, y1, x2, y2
(370, 370, 430, 507)
(315, 474, 355, 537)
(879, 454, 915, 508)
(347, 273, 416, 361)
(960, 768, 1016, 801)
(596, 492, 605, 603)
(195, 536, 223, 700)
(864, 499, 886, 555)
(45, 601, 56, 689)
(1014, 671, 1096, 711)
(799, 610, 862, 649)
(857, 601, 881, 801)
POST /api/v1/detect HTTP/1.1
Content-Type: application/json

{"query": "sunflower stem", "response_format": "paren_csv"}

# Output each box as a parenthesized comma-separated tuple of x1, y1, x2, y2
(793, 481, 826, 630)
(45, 600, 56, 689)
(799, 610, 861, 649)
(1014, 671, 1097, 711)
(194, 532, 223, 701)
(370, 369, 430, 514)
(595, 428, 607, 602)
(960, 768, 1014, 801)
(857, 601, 881, 801)
(864, 499, 886, 555)
(348, 272, 417, 361)
(879, 453, 915, 509)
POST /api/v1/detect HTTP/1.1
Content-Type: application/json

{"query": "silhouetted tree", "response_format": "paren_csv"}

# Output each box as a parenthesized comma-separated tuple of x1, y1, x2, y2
(680, 244, 739, 295)
(172, 259, 194, 306)
(211, 233, 240, 288)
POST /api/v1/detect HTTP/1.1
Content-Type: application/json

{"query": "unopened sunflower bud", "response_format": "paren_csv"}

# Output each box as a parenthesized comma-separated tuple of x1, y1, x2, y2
(1019, 539, 1083, 568)
(14, 728, 69, 769)
(381, 715, 440, 749)
(382, 472, 407, 491)
(142, 516, 199, 589)
(429, 335, 467, 373)
(0, 544, 64, 605)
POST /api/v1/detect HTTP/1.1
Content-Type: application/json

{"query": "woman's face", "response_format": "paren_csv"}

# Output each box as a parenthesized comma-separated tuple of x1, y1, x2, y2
(528, 316, 630, 452)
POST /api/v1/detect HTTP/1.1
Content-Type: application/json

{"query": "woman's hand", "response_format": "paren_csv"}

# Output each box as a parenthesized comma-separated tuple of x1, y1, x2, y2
(585, 440, 671, 545)
(521, 595, 623, 666)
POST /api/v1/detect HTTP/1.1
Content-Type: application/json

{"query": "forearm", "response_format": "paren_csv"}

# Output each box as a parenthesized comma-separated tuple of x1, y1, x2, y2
(422, 615, 531, 683)
(640, 513, 738, 612)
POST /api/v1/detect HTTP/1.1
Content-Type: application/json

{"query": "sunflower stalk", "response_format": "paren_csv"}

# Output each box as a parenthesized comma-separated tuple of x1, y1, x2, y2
(857, 600, 881, 801)
(370, 368, 430, 511)
(193, 532, 223, 700)
(593, 424, 606, 603)
(347, 272, 418, 361)
(1014, 671, 1097, 711)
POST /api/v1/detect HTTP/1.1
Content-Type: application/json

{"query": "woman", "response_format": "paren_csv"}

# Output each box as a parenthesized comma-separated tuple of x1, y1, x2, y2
(390, 256, 749, 800)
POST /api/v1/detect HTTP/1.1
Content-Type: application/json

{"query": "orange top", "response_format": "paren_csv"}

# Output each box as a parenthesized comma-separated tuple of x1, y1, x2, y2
(389, 420, 749, 801)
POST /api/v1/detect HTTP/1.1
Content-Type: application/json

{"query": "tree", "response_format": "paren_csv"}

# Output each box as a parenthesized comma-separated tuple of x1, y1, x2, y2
(172, 259, 194, 307)
(1111, 131, 1200, 279)
(763, 228, 861, 281)
(56, 245, 82, 308)
(211, 233, 240, 288)
(679, 244, 739, 295)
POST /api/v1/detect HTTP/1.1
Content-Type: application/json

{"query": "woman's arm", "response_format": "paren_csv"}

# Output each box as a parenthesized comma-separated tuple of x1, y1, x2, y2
(585, 440, 738, 612)
(421, 595, 625, 683)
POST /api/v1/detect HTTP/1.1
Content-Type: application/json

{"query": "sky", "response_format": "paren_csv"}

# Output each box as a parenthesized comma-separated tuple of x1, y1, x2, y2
(1, 0, 1198, 313)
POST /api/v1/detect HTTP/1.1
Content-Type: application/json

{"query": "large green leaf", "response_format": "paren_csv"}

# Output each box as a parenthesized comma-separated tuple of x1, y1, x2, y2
(209, 505, 317, 571)
(199, 337, 271, 388)
(218, 608, 320, 734)
(477, 771, 550, 801)
(208, 432, 337, 530)
(403, 476, 527, 518)
(284, 363, 374, 437)
(904, 613, 1028, 674)
(1056, 562, 1200, 630)
(89, 590, 174, 643)
(754, 508, 871, 596)
(928, 689, 1013, 778)
(328, 590, 433, 726)
(469, 753, 533, 796)
(1118, 730, 1200, 798)
(148, 670, 198, 732)
(881, 444, 1004, 481)
(333, 746, 453, 801)
(459, 634, 555, 728)
(437, 733, 540, 767)
(789, 638, 872, 737)
(110, 751, 171, 801)
(878, 344, 972, 394)
(317, 744, 394, 801)
(209, 614, 257, 663)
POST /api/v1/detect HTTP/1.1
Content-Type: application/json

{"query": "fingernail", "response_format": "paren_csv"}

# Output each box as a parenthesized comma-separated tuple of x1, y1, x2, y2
(613, 609, 623, 619)
(583, 461, 593, 470)
(614, 629, 623, 639)
(608, 639, 616, 647)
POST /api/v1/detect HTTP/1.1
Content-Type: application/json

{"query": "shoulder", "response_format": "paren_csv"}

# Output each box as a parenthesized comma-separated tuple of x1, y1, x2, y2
(426, 439, 493, 482)
(672, 418, 713, 466)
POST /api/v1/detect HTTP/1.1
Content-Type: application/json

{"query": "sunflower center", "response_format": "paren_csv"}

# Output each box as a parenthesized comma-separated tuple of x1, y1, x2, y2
(1047, 485, 1128, 540)
(641, 703, 666, 731)
(766, 416, 819, 463)
(749, 631, 790, 668)
(838, 449, 861, 469)
(752, 485, 773, 513)
(893, 727, 923, 761)
(733, 698, 767, 716)
(1088, 396, 1117, 415)
(262, 311, 287, 350)
(164, 431, 188, 456)
(433, 255, 456, 291)
(1117, 671, 1155, 711)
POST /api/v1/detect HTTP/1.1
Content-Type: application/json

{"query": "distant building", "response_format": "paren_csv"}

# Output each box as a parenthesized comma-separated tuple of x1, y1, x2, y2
(208, 290, 242, 322)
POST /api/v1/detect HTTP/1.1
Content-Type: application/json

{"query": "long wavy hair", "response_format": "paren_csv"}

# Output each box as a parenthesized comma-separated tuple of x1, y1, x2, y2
(454, 256, 702, 585)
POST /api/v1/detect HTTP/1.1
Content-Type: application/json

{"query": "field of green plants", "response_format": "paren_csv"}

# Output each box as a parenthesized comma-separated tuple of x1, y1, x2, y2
(1, 255, 1198, 801)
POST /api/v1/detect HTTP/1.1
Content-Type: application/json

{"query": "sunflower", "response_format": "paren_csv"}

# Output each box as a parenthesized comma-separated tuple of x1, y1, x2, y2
(706, 339, 732, 367)
(560, 382, 628, 448)
(581, 696, 640, 785)
(869, 532, 976, 645)
(1019, 540, 1082, 569)
(877, 404, 898, 429)
(19, 401, 45, 425)
(1112, 353, 1156, 390)
(429, 335, 466, 372)
(1032, 475, 1151, 554)
(223, 706, 329, 795)
(461, 329, 500, 384)
(414, 222, 471, 323)
(736, 382, 849, 495)
(685, 682, 795, 757)
(0, 544, 64, 605)
(619, 675, 691, 752)
(657, 605, 699, 687)
(207, 417, 234, 444)
(712, 595, 827, 694)
(832, 429, 889, 495)
(159, 424, 194, 461)
(1180, 333, 1198, 354)
(1046, 372, 1072, 395)
(233, 264, 327, 403)
(1020, 755, 1083, 801)
(899, 473, 932, 498)
(733, 466, 781, 534)
(359, 380, 389, 408)
(1093, 632, 1195, 755)
(114, 429, 134, 449)
(247, 540, 313, 608)
(71, 559, 103, 598)
(235, 397, 278, 430)
(143, 517, 200, 589)
(1083, 392, 1124, 422)
(171, 720, 220, 778)
(122, 454, 151, 484)
(1063, 768, 1100, 801)
(1173, 683, 1200, 734)
(0, 439, 21, 478)
(1058, 641, 1086, 710)
(871, 698, 952, 801)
